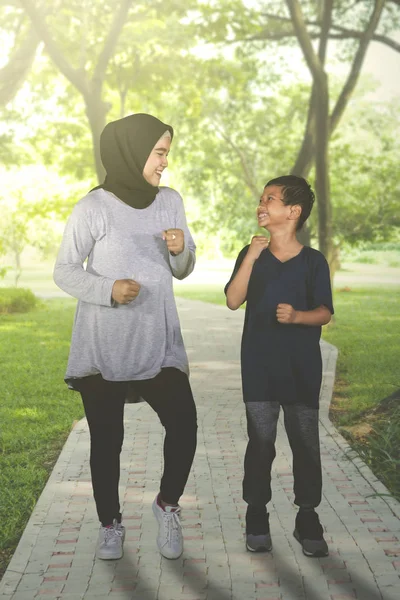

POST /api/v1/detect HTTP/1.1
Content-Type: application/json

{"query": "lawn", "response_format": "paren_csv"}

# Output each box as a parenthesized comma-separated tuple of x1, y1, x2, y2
(1, 283, 399, 579)
(0, 298, 82, 578)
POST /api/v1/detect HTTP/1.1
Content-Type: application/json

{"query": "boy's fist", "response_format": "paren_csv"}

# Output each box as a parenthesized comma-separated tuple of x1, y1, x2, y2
(276, 303, 297, 324)
(247, 235, 269, 262)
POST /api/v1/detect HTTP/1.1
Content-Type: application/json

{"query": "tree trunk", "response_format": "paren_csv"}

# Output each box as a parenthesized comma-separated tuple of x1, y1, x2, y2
(291, 127, 314, 247)
(14, 248, 22, 287)
(314, 71, 333, 264)
(84, 94, 109, 182)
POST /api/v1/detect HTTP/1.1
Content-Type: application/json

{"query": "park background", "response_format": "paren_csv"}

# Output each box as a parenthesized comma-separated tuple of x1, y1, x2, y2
(0, 0, 399, 581)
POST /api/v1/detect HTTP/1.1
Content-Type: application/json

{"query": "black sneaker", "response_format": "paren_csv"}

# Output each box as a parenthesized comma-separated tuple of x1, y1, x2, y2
(245, 505, 272, 552)
(293, 509, 329, 557)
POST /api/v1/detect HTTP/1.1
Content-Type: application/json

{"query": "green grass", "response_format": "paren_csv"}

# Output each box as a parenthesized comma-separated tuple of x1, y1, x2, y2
(0, 298, 82, 578)
(323, 287, 400, 420)
(175, 284, 226, 305)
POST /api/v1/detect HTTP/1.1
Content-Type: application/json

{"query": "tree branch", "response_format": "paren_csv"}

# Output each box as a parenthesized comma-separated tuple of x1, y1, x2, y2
(285, 0, 324, 82)
(290, 0, 333, 177)
(92, 0, 133, 88)
(215, 126, 259, 200)
(19, 0, 88, 95)
(0, 22, 40, 106)
(330, 0, 386, 133)
(250, 12, 400, 54)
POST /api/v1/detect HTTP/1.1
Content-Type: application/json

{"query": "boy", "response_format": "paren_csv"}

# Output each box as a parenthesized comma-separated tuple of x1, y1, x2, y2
(225, 175, 333, 557)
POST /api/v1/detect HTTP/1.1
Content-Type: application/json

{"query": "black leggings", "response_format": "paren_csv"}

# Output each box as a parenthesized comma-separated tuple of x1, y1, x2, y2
(78, 368, 197, 526)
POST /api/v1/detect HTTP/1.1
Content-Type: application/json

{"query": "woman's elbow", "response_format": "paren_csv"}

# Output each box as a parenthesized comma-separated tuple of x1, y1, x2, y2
(53, 264, 61, 286)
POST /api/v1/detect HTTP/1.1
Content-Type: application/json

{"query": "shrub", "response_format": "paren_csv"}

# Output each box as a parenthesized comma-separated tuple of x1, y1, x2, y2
(0, 288, 38, 314)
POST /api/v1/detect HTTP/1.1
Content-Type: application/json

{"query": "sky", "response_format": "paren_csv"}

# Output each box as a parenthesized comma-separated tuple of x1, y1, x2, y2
(363, 38, 400, 101)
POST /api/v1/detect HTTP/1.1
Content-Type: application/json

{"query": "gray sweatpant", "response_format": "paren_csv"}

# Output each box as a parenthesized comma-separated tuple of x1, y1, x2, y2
(243, 402, 322, 508)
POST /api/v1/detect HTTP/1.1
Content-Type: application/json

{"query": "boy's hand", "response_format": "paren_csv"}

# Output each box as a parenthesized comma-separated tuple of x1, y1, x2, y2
(276, 303, 297, 324)
(112, 279, 141, 304)
(246, 236, 269, 263)
(163, 229, 184, 255)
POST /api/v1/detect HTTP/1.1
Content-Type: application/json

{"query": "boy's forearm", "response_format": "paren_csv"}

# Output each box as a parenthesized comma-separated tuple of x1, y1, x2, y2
(226, 256, 255, 310)
(294, 305, 332, 326)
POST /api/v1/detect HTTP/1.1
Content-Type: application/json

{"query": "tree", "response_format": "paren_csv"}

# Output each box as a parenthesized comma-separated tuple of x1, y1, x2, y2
(195, 0, 399, 265)
(0, 166, 83, 284)
(19, 0, 134, 180)
(0, 3, 41, 107)
(18, 0, 202, 181)
(171, 70, 313, 255)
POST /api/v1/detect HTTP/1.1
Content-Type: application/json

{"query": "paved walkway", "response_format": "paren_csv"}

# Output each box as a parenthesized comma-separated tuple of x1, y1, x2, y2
(1, 299, 399, 600)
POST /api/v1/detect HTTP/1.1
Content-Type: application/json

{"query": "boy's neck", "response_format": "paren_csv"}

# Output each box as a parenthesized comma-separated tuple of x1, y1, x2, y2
(268, 229, 302, 253)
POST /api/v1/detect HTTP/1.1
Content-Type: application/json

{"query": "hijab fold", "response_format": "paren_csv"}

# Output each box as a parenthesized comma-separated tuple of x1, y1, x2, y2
(93, 113, 174, 209)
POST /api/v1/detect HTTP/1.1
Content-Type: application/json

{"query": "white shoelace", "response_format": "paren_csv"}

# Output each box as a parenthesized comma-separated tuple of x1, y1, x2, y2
(162, 508, 182, 546)
(103, 525, 123, 545)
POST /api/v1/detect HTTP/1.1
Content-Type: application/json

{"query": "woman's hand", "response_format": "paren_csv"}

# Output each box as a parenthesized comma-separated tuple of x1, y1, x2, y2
(163, 229, 184, 255)
(112, 279, 141, 304)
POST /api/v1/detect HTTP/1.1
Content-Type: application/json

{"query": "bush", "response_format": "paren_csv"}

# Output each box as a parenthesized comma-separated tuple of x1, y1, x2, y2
(0, 288, 38, 313)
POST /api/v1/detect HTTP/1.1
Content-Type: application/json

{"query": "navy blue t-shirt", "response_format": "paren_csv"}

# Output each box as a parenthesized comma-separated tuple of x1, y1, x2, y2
(225, 245, 334, 408)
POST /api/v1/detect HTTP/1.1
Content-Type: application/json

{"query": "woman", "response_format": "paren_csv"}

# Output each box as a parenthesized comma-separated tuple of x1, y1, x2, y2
(54, 113, 197, 561)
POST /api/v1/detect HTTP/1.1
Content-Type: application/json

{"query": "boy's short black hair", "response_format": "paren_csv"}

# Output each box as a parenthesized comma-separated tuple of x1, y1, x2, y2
(265, 175, 315, 230)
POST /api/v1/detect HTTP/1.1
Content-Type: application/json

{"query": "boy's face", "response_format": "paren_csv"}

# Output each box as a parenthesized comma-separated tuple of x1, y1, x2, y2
(257, 185, 301, 231)
(257, 185, 289, 229)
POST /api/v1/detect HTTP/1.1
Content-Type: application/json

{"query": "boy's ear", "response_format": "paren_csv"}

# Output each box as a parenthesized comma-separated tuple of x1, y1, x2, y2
(289, 204, 302, 221)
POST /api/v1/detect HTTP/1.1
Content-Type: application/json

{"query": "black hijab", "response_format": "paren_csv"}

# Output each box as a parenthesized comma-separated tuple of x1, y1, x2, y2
(94, 113, 174, 209)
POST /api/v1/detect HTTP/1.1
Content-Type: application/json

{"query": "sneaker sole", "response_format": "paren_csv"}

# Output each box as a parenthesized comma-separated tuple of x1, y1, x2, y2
(96, 548, 123, 560)
(293, 529, 329, 558)
(246, 541, 272, 553)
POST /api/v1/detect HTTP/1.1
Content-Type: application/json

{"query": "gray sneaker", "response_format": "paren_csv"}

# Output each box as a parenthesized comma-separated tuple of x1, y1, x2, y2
(293, 510, 329, 557)
(96, 519, 125, 560)
(246, 532, 272, 552)
(245, 506, 272, 552)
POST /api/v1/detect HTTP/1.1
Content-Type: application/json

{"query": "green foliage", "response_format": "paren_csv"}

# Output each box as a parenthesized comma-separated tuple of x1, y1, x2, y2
(172, 74, 312, 250)
(0, 299, 83, 577)
(0, 166, 86, 282)
(0, 287, 37, 313)
(0, 0, 399, 260)
(330, 101, 400, 247)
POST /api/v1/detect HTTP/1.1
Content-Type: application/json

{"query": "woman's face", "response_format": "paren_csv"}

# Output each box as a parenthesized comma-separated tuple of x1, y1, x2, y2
(142, 135, 171, 186)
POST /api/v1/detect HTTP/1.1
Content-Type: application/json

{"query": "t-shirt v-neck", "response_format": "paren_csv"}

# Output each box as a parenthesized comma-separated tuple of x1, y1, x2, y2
(267, 245, 304, 265)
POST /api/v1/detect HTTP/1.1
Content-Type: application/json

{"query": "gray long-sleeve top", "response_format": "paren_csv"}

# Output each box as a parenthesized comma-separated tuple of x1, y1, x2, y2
(54, 187, 196, 384)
